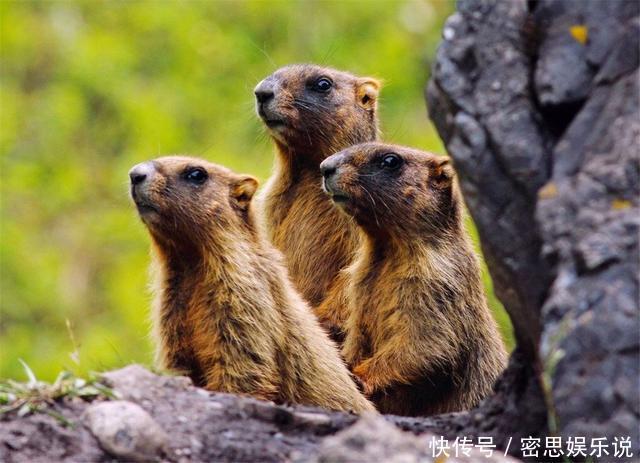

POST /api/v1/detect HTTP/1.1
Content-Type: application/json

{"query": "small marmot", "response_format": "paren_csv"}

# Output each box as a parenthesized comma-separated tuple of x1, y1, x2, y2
(254, 64, 380, 330)
(319, 143, 508, 416)
(129, 156, 374, 413)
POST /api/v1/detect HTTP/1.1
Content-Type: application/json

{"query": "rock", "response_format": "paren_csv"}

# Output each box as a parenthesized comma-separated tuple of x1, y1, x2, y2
(84, 400, 169, 462)
(428, 0, 550, 364)
(102, 363, 193, 402)
(532, 1, 595, 106)
(311, 414, 424, 463)
(2, 365, 371, 462)
(427, 0, 639, 458)
(0, 364, 494, 462)
(0, 411, 105, 463)
(311, 414, 521, 463)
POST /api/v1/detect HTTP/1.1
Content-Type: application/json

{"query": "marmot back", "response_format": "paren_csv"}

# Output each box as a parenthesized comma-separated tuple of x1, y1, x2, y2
(320, 143, 508, 416)
(254, 64, 381, 333)
(129, 156, 373, 413)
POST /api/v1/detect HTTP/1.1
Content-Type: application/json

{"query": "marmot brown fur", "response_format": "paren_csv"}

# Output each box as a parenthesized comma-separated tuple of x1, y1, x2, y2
(129, 156, 374, 413)
(319, 143, 508, 416)
(254, 65, 380, 330)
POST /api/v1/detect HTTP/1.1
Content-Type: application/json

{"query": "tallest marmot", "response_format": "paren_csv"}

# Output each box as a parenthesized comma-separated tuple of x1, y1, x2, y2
(254, 65, 380, 324)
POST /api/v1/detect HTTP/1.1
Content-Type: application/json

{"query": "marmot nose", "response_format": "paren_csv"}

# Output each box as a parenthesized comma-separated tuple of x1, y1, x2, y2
(129, 162, 156, 186)
(254, 80, 275, 104)
(255, 89, 274, 104)
(320, 158, 338, 178)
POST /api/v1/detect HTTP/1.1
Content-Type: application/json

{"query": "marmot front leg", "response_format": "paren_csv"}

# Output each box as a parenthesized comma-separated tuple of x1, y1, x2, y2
(341, 325, 368, 369)
(352, 318, 456, 396)
(314, 270, 351, 341)
(352, 344, 422, 395)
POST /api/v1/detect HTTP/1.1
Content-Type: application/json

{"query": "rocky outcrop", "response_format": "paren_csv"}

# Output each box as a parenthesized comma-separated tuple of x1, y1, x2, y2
(427, 0, 639, 457)
(0, 365, 517, 463)
(312, 414, 519, 463)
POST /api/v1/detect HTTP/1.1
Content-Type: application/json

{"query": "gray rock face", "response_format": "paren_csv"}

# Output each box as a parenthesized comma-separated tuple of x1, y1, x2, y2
(0, 365, 518, 462)
(84, 400, 169, 462)
(428, 0, 639, 458)
(0, 365, 389, 462)
(311, 414, 521, 463)
(427, 0, 551, 359)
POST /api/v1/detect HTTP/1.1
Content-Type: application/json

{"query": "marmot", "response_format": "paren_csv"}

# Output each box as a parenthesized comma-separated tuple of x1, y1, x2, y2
(129, 156, 374, 413)
(254, 64, 380, 330)
(319, 143, 508, 416)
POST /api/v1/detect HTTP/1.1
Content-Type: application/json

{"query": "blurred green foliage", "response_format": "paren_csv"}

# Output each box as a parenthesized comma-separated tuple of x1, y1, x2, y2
(1, 0, 513, 381)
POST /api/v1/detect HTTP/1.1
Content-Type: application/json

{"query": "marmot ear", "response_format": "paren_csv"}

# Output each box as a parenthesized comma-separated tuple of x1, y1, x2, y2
(356, 78, 381, 110)
(433, 158, 454, 186)
(231, 175, 259, 210)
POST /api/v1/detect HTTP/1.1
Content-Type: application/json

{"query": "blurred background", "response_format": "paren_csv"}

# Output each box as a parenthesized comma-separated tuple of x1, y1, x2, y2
(1, 0, 513, 382)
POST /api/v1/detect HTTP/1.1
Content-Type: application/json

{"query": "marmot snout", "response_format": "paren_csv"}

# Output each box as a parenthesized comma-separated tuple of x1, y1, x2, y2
(254, 64, 379, 158)
(320, 143, 457, 236)
(130, 158, 257, 247)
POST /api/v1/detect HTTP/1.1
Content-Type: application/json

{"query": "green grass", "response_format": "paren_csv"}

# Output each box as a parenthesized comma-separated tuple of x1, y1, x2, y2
(0, 360, 115, 427)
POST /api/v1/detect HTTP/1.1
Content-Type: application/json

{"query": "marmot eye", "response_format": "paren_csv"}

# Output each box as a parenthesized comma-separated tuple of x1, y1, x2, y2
(313, 77, 333, 93)
(183, 168, 208, 184)
(380, 154, 402, 170)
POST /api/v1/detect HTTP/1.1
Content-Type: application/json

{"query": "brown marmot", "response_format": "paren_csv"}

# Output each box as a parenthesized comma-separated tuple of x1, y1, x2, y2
(254, 65, 380, 331)
(319, 143, 508, 416)
(129, 156, 374, 413)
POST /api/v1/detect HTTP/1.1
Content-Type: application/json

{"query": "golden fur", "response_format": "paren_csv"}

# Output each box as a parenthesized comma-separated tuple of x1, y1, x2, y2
(129, 156, 374, 413)
(319, 143, 508, 416)
(255, 65, 380, 330)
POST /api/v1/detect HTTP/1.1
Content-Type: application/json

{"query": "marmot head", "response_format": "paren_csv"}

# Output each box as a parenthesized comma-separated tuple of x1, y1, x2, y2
(320, 143, 459, 238)
(254, 64, 380, 162)
(129, 156, 258, 252)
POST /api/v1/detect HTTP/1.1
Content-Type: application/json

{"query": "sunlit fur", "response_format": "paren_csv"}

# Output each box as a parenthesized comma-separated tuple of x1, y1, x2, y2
(255, 65, 380, 332)
(131, 156, 374, 413)
(320, 143, 508, 416)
